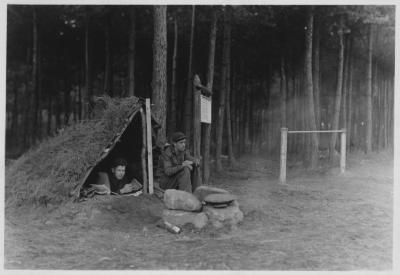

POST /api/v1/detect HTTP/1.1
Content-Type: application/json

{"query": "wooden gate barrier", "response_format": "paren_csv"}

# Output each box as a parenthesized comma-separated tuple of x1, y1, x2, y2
(279, 128, 346, 184)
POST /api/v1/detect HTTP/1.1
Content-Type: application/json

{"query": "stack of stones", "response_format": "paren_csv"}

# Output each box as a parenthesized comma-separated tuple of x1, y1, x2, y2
(162, 186, 244, 230)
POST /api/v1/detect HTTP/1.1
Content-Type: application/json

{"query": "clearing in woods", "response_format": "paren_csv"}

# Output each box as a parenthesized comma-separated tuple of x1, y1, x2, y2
(4, 151, 393, 270)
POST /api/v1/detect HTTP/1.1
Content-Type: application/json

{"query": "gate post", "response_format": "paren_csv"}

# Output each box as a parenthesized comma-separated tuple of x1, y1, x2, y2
(280, 128, 288, 184)
(145, 98, 154, 194)
(340, 129, 346, 173)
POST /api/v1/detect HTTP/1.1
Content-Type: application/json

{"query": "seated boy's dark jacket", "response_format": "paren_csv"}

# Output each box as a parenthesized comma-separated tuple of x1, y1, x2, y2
(108, 172, 128, 194)
(157, 145, 196, 181)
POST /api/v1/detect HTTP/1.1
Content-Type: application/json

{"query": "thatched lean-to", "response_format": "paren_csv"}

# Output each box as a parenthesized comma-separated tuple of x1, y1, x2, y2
(5, 96, 158, 206)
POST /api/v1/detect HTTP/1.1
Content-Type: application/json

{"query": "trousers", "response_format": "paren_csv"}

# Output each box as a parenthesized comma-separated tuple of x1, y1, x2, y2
(160, 166, 201, 193)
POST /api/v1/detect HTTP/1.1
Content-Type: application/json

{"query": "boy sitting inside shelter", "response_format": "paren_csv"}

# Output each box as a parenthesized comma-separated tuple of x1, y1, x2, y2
(94, 158, 142, 195)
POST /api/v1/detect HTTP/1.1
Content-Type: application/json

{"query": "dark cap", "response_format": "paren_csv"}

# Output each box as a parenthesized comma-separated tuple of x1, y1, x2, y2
(171, 132, 186, 143)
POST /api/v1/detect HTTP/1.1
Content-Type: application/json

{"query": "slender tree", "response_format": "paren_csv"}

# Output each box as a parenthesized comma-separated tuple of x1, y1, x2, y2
(202, 9, 217, 184)
(329, 15, 345, 161)
(304, 8, 319, 168)
(152, 5, 167, 142)
(30, 6, 39, 144)
(128, 7, 136, 96)
(346, 36, 354, 150)
(365, 23, 373, 154)
(104, 10, 112, 95)
(183, 6, 195, 142)
(280, 56, 287, 127)
(341, 35, 350, 131)
(11, 75, 19, 142)
(313, 12, 321, 129)
(216, 8, 230, 171)
(169, 14, 178, 137)
(225, 38, 235, 165)
(83, 9, 91, 118)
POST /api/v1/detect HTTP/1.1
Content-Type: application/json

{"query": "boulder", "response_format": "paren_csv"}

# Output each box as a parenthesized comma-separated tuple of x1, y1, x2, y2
(163, 189, 202, 212)
(203, 204, 244, 229)
(163, 209, 209, 229)
(193, 186, 230, 201)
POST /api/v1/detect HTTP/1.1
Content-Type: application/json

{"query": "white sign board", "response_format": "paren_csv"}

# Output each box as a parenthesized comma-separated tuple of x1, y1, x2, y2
(200, 95, 212, 124)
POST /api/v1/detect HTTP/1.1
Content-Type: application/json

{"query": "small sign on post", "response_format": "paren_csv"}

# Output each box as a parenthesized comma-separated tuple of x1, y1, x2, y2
(200, 95, 211, 124)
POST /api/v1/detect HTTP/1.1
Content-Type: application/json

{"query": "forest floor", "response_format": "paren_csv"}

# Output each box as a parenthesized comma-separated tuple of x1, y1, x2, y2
(4, 150, 394, 270)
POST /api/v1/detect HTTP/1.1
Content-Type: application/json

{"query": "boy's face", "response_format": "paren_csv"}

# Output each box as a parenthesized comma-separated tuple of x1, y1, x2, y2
(174, 139, 186, 152)
(112, 165, 126, 180)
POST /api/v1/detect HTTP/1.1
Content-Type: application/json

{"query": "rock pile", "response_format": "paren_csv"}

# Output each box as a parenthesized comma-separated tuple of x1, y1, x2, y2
(161, 186, 243, 231)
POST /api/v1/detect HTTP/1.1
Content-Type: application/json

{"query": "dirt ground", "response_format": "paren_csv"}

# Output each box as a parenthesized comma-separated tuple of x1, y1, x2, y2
(4, 151, 393, 270)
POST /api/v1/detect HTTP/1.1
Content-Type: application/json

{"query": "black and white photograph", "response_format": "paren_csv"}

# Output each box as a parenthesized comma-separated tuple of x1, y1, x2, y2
(1, 0, 398, 271)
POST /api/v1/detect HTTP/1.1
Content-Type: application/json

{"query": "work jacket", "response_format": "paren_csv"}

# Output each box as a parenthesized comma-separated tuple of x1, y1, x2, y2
(157, 144, 196, 181)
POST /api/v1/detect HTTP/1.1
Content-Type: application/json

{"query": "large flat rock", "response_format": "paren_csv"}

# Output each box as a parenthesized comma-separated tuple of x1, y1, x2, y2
(162, 209, 208, 229)
(204, 193, 237, 204)
(163, 189, 202, 212)
(203, 204, 244, 229)
(193, 186, 230, 202)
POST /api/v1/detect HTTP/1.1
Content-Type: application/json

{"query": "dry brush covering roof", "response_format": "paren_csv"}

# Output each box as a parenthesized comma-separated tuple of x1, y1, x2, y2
(6, 96, 142, 207)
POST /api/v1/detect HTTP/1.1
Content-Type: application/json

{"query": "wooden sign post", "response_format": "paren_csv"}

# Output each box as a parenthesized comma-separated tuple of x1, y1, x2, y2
(193, 80, 201, 159)
(192, 75, 212, 187)
(145, 98, 154, 195)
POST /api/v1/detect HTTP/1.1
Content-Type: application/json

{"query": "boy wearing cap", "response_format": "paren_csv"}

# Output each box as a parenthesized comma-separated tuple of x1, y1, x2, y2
(157, 131, 201, 193)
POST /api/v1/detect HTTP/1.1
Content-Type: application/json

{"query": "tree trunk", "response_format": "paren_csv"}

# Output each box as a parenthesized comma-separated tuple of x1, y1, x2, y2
(104, 11, 112, 96)
(378, 69, 384, 150)
(78, 81, 82, 121)
(63, 78, 70, 125)
(313, 15, 321, 129)
(329, 15, 345, 161)
(152, 5, 167, 143)
(225, 45, 235, 165)
(383, 78, 389, 149)
(341, 35, 350, 132)
(304, 8, 319, 168)
(183, 6, 195, 142)
(245, 89, 252, 152)
(128, 7, 136, 97)
(280, 56, 287, 127)
(202, 10, 217, 185)
(169, 15, 178, 137)
(193, 76, 201, 161)
(23, 73, 30, 149)
(365, 23, 373, 154)
(346, 37, 353, 150)
(82, 7, 92, 119)
(231, 63, 238, 150)
(55, 85, 62, 130)
(215, 9, 230, 171)
(11, 75, 19, 141)
(373, 61, 379, 150)
(47, 92, 52, 135)
(31, 7, 40, 145)
(83, 10, 91, 118)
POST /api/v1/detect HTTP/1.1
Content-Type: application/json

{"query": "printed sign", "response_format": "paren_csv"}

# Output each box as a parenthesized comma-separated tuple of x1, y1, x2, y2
(200, 95, 211, 124)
